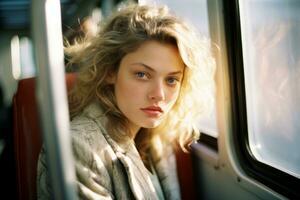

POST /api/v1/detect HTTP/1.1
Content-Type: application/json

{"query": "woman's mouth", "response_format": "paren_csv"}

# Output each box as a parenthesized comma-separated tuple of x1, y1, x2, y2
(140, 106, 163, 117)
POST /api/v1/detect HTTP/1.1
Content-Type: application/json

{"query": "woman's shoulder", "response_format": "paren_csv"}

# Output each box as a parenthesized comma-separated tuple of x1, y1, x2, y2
(70, 113, 118, 172)
(69, 102, 113, 154)
(70, 114, 109, 148)
(71, 114, 99, 134)
(70, 102, 107, 143)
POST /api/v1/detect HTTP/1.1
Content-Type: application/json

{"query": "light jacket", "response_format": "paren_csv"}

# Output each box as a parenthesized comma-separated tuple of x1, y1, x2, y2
(37, 102, 181, 200)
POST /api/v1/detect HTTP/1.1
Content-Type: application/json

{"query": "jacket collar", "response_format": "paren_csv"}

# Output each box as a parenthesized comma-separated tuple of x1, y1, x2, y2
(82, 102, 133, 153)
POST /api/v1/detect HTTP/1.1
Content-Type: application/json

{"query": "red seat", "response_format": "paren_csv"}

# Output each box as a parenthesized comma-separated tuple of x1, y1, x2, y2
(13, 73, 76, 200)
(176, 150, 197, 200)
(12, 72, 196, 200)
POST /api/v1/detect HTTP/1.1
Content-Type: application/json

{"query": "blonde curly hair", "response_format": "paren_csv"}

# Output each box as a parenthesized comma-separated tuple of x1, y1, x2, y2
(66, 3, 216, 153)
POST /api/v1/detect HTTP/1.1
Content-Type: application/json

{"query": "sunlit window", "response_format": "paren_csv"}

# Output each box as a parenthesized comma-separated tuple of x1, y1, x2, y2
(239, 0, 300, 178)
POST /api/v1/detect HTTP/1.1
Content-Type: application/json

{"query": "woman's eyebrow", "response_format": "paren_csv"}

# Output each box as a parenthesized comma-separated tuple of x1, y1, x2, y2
(130, 62, 155, 72)
(168, 71, 183, 75)
(130, 62, 183, 75)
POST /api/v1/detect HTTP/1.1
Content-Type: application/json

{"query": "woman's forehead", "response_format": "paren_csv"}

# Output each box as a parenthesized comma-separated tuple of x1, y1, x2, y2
(120, 40, 185, 72)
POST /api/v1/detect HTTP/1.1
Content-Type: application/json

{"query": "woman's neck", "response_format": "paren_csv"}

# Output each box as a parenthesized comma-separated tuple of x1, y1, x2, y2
(129, 123, 141, 139)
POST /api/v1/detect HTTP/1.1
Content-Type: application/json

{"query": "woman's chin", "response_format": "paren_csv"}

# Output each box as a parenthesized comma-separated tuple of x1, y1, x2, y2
(140, 119, 162, 129)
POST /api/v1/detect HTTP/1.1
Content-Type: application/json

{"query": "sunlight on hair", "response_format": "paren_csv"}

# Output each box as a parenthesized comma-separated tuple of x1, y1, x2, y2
(66, 3, 216, 154)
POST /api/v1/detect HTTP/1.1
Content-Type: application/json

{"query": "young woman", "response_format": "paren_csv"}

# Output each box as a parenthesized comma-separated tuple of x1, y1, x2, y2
(37, 3, 215, 200)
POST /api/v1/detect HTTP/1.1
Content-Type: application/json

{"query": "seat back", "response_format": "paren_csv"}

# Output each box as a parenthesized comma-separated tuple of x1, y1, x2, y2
(176, 149, 197, 200)
(13, 73, 76, 200)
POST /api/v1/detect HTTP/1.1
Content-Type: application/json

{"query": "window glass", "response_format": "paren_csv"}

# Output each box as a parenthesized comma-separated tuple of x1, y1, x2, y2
(239, 0, 300, 178)
(139, 0, 218, 137)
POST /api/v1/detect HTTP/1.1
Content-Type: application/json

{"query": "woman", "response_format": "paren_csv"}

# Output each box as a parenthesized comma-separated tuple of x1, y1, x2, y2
(37, 3, 215, 200)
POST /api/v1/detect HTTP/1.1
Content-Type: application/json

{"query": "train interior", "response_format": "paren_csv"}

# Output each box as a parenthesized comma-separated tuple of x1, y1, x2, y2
(0, 0, 300, 200)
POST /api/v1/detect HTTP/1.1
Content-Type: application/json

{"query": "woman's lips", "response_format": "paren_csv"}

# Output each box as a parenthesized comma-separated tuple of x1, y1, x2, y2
(140, 106, 163, 117)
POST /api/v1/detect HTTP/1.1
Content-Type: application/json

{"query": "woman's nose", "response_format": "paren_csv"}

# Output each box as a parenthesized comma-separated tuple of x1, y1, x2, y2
(148, 81, 165, 101)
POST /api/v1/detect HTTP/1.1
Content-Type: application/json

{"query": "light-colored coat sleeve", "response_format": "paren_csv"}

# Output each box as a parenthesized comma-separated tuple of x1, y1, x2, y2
(72, 121, 114, 200)
(37, 118, 115, 200)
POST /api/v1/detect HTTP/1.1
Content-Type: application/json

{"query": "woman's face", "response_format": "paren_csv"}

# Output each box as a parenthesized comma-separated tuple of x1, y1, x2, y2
(111, 40, 185, 134)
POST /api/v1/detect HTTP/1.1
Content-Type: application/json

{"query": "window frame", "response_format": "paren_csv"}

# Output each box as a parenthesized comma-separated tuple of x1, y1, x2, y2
(222, 0, 300, 199)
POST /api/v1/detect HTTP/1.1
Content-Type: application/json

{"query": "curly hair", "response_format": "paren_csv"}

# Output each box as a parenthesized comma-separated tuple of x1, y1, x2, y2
(66, 3, 216, 153)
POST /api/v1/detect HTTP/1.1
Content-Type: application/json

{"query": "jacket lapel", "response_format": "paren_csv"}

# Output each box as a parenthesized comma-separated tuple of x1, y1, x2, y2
(92, 117, 158, 200)
(115, 150, 158, 200)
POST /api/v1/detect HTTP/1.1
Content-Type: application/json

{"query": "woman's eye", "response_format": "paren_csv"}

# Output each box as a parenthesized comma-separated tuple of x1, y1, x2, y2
(135, 72, 149, 79)
(136, 72, 145, 78)
(166, 77, 179, 85)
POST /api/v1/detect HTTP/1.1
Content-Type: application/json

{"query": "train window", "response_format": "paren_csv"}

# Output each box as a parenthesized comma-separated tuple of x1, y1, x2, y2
(140, 0, 218, 138)
(239, 0, 300, 178)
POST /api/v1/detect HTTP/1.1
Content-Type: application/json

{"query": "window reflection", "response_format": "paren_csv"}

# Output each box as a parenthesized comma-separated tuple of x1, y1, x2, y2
(240, 0, 300, 178)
